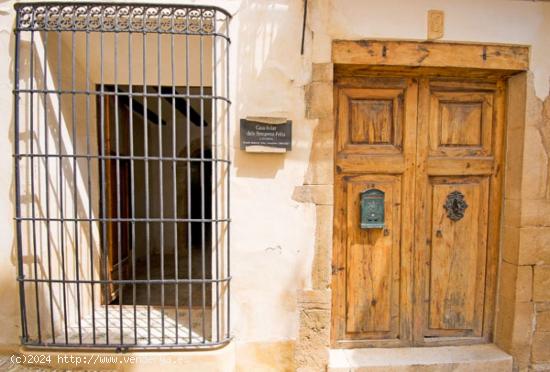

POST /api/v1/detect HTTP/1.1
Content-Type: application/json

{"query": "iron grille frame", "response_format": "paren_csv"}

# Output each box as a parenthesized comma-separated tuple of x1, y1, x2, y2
(13, 2, 231, 350)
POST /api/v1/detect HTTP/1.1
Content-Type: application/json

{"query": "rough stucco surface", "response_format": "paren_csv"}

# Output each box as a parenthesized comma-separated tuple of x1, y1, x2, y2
(0, 0, 548, 371)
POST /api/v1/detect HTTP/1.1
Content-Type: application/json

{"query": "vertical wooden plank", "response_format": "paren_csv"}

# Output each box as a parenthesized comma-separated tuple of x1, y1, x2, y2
(482, 79, 507, 342)
(413, 78, 431, 344)
(399, 77, 418, 344)
(331, 80, 348, 342)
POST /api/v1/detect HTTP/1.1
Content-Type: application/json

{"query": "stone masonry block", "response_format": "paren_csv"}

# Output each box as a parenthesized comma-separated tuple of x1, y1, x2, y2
(536, 307, 550, 332)
(521, 125, 548, 200)
(519, 227, 550, 265)
(306, 82, 333, 119)
(295, 289, 331, 372)
(502, 225, 520, 265)
(312, 205, 333, 289)
(532, 331, 550, 363)
(312, 63, 333, 82)
(521, 199, 550, 227)
(534, 266, 550, 302)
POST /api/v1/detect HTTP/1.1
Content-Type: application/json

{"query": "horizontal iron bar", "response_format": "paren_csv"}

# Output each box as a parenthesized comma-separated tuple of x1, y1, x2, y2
(14, 89, 231, 102)
(15, 217, 230, 223)
(14, 154, 231, 163)
(15, 28, 231, 41)
(19, 277, 231, 284)
(22, 337, 233, 350)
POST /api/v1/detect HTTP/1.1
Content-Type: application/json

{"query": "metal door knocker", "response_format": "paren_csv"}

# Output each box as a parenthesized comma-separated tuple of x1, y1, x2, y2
(444, 191, 468, 221)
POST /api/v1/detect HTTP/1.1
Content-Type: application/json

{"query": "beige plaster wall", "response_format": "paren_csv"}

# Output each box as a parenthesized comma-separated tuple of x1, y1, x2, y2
(0, 0, 549, 371)
(311, 0, 550, 98)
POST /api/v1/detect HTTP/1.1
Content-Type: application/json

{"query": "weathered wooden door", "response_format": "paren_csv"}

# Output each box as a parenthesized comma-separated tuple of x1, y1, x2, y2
(101, 95, 133, 304)
(332, 74, 505, 347)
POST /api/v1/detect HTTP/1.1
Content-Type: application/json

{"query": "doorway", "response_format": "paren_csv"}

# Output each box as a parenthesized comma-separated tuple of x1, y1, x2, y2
(98, 85, 213, 310)
(331, 70, 506, 347)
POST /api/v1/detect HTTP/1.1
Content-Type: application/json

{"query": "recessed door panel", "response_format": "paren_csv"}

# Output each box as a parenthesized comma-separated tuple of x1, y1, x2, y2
(426, 177, 489, 337)
(428, 91, 494, 157)
(337, 87, 404, 155)
(344, 175, 400, 338)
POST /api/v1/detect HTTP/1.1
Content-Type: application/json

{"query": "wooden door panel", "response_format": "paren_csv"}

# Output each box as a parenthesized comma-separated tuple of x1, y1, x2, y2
(414, 79, 504, 345)
(344, 175, 400, 338)
(332, 77, 417, 348)
(350, 99, 393, 144)
(426, 177, 489, 337)
(428, 91, 494, 157)
(337, 87, 404, 155)
(427, 157, 494, 176)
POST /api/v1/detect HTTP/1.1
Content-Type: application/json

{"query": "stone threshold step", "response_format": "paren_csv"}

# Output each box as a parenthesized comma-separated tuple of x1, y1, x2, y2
(328, 344, 512, 371)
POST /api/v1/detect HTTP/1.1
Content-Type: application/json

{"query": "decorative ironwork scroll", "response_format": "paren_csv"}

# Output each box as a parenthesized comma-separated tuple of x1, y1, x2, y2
(15, 3, 229, 35)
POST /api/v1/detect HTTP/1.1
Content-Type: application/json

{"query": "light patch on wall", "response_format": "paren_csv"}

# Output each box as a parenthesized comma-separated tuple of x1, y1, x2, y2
(252, 3, 289, 75)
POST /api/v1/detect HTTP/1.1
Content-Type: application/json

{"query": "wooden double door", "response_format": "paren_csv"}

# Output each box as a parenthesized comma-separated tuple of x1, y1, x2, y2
(332, 73, 505, 347)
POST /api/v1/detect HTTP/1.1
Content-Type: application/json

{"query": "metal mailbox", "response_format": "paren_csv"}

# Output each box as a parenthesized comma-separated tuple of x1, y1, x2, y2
(360, 189, 385, 229)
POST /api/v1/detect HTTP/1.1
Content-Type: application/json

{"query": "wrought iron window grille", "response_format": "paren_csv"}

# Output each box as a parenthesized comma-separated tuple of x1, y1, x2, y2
(13, 2, 231, 349)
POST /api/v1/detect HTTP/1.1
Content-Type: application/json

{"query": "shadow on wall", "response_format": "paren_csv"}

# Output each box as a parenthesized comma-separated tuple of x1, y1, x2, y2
(232, 0, 307, 179)
(10, 29, 104, 344)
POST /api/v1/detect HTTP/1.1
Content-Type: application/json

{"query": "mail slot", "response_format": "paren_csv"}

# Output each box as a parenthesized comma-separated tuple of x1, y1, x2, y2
(360, 189, 385, 229)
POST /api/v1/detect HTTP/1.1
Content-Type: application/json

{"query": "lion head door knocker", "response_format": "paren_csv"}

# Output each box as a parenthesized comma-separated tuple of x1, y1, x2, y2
(444, 191, 468, 221)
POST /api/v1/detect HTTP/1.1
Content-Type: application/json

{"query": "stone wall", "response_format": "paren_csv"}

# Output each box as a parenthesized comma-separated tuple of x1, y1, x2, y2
(515, 79, 550, 371)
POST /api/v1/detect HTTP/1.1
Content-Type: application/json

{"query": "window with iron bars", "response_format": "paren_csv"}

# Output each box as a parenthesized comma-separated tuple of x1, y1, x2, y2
(13, 3, 231, 349)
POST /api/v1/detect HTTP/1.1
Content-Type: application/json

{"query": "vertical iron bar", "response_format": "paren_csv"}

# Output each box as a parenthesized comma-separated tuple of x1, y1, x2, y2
(56, 28, 69, 344)
(42, 25, 56, 344)
(300, 0, 308, 55)
(29, 26, 42, 343)
(13, 14, 29, 344)
(99, 24, 110, 345)
(84, 27, 96, 345)
(185, 10, 193, 343)
(170, 14, 179, 345)
(199, 14, 206, 343)
(226, 24, 231, 341)
(114, 28, 123, 345)
(212, 15, 220, 343)
(143, 31, 151, 345)
(157, 27, 165, 345)
(71, 27, 83, 345)
(128, 30, 137, 346)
